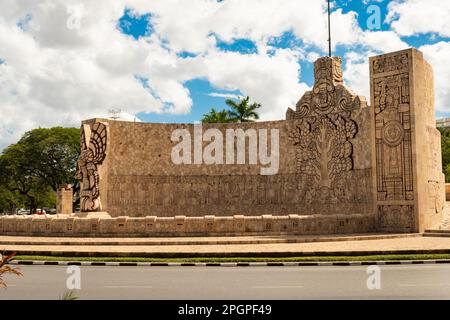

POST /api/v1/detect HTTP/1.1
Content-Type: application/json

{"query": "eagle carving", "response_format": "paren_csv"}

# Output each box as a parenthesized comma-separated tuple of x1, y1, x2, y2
(76, 122, 108, 212)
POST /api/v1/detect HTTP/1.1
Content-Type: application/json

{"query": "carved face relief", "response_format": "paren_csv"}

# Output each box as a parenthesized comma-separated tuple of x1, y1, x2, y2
(76, 122, 108, 212)
(313, 82, 335, 115)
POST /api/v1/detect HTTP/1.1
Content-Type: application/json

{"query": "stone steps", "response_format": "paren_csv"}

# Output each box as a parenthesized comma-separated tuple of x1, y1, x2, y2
(424, 230, 450, 237)
(0, 233, 420, 247)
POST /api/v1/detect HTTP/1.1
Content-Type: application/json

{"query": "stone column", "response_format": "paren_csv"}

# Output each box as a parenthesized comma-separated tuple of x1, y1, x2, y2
(57, 184, 73, 215)
(370, 48, 445, 233)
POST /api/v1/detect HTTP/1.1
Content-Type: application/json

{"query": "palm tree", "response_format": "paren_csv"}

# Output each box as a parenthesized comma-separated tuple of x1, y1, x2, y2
(201, 108, 231, 123)
(226, 96, 261, 123)
(0, 252, 22, 289)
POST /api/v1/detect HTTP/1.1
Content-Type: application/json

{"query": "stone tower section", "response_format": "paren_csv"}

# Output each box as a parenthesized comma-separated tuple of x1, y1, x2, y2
(370, 48, 445, 233)
(286, 56, 373, 216)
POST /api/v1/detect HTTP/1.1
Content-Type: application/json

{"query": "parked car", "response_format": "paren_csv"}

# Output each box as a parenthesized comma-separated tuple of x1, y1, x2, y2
(46, 209, 57, 215)
(35, 209, 46, 215)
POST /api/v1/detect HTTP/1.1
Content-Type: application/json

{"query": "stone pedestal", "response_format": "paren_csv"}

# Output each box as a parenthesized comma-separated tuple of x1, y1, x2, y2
(370, 48, 445, 233)
(76, 212, 111, 218)
(56, 184, 73, 215)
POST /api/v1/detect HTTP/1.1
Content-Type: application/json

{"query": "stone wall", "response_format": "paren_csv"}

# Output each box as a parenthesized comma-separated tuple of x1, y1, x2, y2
(100, 120, 373, 218)
(0, 213, 376, 237)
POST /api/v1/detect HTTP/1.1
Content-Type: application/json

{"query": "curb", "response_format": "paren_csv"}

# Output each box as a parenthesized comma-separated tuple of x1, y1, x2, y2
(8, 260, 450, 267)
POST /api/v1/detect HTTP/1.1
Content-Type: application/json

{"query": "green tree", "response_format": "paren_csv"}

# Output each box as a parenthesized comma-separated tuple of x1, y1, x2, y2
(226, 96, 261, 123)
(15, 127, 80, 191)
(0, 186, 24, 213)
(0, 127, 80, 213)
(201, 108, 232, 123)
(440, 127, 450, 182)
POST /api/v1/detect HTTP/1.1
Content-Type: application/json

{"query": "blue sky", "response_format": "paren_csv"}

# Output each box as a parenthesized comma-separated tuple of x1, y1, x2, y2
(1, 0, 450, 148)
(118, 8, 250, 123)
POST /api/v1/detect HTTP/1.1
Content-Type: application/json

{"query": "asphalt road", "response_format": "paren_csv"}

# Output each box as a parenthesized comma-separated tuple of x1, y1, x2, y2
(1, 265, 450, 300)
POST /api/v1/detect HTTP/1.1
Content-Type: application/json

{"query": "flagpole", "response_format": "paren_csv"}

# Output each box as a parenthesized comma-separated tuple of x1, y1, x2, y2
(328, 0, 332, 57)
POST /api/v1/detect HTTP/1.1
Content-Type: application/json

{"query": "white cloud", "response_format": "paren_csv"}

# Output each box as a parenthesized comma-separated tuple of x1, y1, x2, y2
(360, 30, 409, 54)
(208, 93, 241, 99)
(387, 0, 450, 37)
(420, 41, 450, 113)
(0, 0, 422, 150)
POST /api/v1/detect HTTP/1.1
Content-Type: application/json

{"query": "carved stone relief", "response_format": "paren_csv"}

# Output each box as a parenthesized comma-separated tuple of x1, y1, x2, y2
(373, 53, 414, 202)
(287, 57, 364, 202)
(107, 170, 373, 217)
(428, 181, 444, 215)
(372, 53, 409, 74)
(378, 205, 415, 230)
(76, 122, 108, 212)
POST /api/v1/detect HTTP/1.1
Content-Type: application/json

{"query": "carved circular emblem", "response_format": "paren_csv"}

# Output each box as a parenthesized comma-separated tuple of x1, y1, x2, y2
(382, 121, 404, 147)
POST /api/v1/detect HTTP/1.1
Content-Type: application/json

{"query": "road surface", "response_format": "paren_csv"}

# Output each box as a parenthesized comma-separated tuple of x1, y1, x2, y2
(1, 264, 450, 300)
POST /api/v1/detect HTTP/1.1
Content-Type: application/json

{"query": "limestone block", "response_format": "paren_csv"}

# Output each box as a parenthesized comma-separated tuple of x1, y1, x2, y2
(288, 215, 300, 232)
(155, 217, 175, 234)
(98, 217, 112, 234)
(4, 216, 18, 233)
(64, 217, 76, 235)
(31, 216, 48, 234)
(174, 216, 186, 233)
(233, 215, 246, 233)
(215, 216, 233, 233)
(145, 216, 157, 233)
(245, 216, 263, 233)
(51, 217, 68, 234)
(114, 217, 129, 233)
(89, 218, 101, 234)
(73, 218, 86, 234)
(127, 218, 146, 234)
(204, 215, 215, 233)
(262, 215, 274, 232)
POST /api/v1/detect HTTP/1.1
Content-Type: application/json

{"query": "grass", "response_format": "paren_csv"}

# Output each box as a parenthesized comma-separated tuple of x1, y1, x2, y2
(12, 254, 450, 263)
(59, 290, 79, 300)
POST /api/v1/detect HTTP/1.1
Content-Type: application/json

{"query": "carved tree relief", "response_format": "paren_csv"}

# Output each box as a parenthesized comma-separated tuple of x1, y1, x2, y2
(76, 122, 108, 212)
(287, 57, 364, 201)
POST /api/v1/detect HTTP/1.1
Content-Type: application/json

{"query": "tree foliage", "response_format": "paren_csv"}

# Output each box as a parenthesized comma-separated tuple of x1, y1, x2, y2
(201, 96, 261, 124)
(202, 108, 232, 123)
(226, 96, 261, 123)
(440, 127, 450, 183)
(0, 127, 80, 213)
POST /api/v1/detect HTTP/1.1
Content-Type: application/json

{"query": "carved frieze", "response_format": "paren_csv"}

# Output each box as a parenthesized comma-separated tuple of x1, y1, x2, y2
(372, 53, 409, 74)
(378, 205, 415, 231)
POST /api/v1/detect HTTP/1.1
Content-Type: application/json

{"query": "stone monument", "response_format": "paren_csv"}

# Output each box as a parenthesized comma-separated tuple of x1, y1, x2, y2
(0, 48, 445, 237)
(370, 48, 445, 233)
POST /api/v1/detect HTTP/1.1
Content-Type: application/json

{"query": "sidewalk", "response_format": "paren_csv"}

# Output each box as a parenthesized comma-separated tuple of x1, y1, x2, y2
(2, 234, 450, 257)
